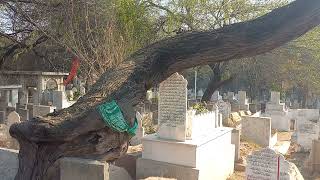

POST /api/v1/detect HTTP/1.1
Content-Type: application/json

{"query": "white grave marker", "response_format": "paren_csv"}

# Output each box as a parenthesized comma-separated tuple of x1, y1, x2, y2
(158, 73, 187, 141)
(130, 112, 145, 145)
(6, 111, 20, 127)
(246, 148, 303, 180)
(270, 91, 281, 104)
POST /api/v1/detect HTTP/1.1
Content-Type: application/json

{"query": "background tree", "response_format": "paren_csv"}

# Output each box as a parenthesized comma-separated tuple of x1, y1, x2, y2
(146, 0, 289, 102)
(0, 0, 159, 86)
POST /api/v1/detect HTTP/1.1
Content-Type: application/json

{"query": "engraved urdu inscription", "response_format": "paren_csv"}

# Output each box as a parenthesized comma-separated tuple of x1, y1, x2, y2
(158, 73, 187, 141)
(246, 148, 291, 180)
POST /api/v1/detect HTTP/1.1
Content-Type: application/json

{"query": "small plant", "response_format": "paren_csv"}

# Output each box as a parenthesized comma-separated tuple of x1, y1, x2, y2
(142, 113, 157, 134)
(191, 103, 209, 114)
(73, 91, 81, 100)
(66, 94, 73, 101)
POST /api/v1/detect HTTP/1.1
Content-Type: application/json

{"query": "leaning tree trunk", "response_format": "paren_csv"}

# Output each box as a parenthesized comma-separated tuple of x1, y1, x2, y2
(201, 63, 234, 102)
(9, 1, 320, 179)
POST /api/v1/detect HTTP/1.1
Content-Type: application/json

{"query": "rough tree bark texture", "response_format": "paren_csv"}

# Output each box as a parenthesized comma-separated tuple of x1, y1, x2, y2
(9, 1, 320, 179)
(201, 63, 234, 102)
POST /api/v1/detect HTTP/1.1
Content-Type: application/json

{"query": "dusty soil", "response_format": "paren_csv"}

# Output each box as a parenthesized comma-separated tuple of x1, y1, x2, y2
(228, 139, 261, 180)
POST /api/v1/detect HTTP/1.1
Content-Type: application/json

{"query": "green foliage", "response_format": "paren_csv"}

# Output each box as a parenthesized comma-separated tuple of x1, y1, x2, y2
(115, 0, 158, 53)
(73, 91, 81, 100)
(191, 103, 208, 114)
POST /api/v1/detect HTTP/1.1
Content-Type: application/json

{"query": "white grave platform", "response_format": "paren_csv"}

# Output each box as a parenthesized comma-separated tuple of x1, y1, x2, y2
(137, 73, 234, 180)
(139, 127, 235, 180)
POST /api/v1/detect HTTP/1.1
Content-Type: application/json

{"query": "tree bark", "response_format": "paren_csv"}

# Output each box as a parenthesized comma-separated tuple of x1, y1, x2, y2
(9, 1, 320, 179)
(201, 63, 233, 102)
(201, 73, 234, 102)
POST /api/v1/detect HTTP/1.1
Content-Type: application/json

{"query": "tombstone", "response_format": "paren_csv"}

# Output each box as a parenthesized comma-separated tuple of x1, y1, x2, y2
(270, 91, 281, 104)
(231, 129, 240, 162)
(60, 158, 108, 180)
(211, 91, 220, 101)
(6, 111, 20, 128)
(27, 104, 34, 119)
(19, 90, 28, 105)
(129, 112, 145, 146)
(306, 139, 320, 173)
(11, 90, 19, 109)
(246, 148, 303, 180)
(52, 91, 75, 110)
(33, 105, 55, 117)
(217, 100, 231, 122)
(5, 112, 20, 149)
(16, 108, 29, 121)
(249, 103, 257, 113)
(294, 116, 319, 151)
(218, 113, 223, 127)
(0, 111, 5, 123)
(32, 90, 40, 105)
(197, 89, 204, 99)
(227, 92, 235, 101)
(265, 91, 288, 131)
(42, 89, 51, 105)
(241, 116, 277, 147)
(238, 91, 249, 111)
(157, 73, 187, 141)
(230, 112, 241, 127)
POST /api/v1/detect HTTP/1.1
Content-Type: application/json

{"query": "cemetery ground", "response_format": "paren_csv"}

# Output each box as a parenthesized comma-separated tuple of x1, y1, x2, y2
(1, 72, 320, 180)
(1, 124, 319, 180)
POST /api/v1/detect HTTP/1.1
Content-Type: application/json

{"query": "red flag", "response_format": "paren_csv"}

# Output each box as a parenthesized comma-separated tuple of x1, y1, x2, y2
(63, 57, 80, 86)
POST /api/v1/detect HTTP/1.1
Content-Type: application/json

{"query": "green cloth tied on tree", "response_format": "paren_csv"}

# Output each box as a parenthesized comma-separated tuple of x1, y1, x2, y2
(97, 100, 138, 136)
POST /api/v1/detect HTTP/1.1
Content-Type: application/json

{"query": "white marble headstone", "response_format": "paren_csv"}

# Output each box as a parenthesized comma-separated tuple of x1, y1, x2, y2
(246, 148, 303, 180)
(130, 112, 145, 145)
(158, 73, 187, 141)
(270, 91, 281, 104)
(6, 111, 20, 127)
(211, 91, 220, 101)
(227, 92, 235, 101)
(238, 91, 247, 104)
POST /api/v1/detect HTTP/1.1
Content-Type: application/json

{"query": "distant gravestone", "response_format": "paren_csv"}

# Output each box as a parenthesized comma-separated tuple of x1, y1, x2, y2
(0, 111, 5, 123)
(238, 91, 249, 111)
(130, 112, 145, 146)
(33, 105, 55, 117)
(246, 148, 303, 180)
(217, 100, 231, 121)
(227, 92, 235, 101)
(157, 73, 187, 141)
(6, 111, 20, 127)
(211, 91, 220, 101)
(238, 91, 247, 104)
(16, 108, 29, 121)
(270, 91, 281, 104)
